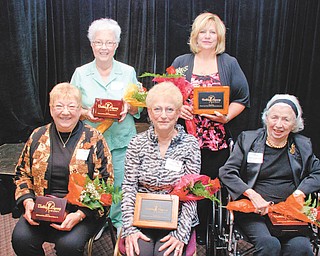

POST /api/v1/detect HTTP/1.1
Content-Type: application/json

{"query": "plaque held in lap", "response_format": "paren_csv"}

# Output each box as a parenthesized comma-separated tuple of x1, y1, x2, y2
(31, 196, 67, 223)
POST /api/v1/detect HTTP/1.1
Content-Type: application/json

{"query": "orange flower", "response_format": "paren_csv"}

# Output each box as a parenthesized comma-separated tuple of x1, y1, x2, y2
(100, 193, 112, 206)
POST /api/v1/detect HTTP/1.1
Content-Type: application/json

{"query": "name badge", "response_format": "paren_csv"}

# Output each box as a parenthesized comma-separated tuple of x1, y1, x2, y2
(247, 152, 263, 164)
(76, 149, 90, 160)
(165, 158, 183, 172)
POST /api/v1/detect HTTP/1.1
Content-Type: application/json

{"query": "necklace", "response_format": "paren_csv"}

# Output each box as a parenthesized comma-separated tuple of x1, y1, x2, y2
(57, 130, 72, 148)
(266, 137, 288, 149)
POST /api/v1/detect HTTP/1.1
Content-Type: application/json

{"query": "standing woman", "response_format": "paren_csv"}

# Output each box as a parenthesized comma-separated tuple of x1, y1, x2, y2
(171, 12, 250, 244)
(71, 18, 142, 233)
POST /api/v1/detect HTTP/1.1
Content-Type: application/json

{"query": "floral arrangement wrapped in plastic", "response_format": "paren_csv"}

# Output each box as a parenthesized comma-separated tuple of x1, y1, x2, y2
(96, 82, 147, 133)
(226, 194, 320, 227)
(65, 173, 122, 214)
(140, 66, 197, 136)
(170, 174, 221, 203)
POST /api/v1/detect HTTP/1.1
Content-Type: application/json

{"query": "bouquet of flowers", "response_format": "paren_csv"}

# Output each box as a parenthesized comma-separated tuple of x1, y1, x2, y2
(65, 173, 122, 214)
(226, 194, 320, 227)
(123, 82, 148, 108)
(170, 174, 221, 203)
(140, 66, 197, 136)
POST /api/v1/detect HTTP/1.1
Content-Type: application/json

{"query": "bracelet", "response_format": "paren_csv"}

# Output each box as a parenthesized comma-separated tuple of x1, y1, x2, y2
(75, 211, 83, 222)
(225, 115, 230, 123)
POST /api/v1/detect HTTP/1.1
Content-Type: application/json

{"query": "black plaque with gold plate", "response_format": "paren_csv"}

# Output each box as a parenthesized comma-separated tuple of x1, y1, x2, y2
(133, 193, 179, 230)
(193, 86, 230, 115)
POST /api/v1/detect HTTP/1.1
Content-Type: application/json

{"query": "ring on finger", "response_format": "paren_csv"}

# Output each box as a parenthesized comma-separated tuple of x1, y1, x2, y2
(258, 210, 262, 214)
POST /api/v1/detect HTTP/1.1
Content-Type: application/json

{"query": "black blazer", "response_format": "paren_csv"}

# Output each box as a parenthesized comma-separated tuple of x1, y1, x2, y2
(219, 128, 320, 200)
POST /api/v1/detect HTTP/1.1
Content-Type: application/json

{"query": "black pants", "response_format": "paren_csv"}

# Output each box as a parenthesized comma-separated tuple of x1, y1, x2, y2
(236, 212, 313, 256)
(196, 148, 229, 235)
(12, 215, 102, 256)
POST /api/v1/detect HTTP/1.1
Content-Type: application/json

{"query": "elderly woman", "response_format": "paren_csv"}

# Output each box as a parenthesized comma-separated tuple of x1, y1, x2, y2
(121, 82, 201, 256)
(71, 18, 142, 232)
(171, 12, 250, 244)
(219, 94, 320, 256)
(11, 83, 113, 256)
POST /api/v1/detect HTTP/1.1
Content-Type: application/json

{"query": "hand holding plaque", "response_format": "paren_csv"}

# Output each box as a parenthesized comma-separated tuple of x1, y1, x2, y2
(31, 196, 67, 223)
(193, 86, 230, 115)
(93, 98, 123, 119)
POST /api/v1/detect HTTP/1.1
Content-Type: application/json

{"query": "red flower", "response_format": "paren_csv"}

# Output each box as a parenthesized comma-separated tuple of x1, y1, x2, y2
(170, 174, 220, 202)
(100, 193, 112, 206)
(166, 66, 176, 75)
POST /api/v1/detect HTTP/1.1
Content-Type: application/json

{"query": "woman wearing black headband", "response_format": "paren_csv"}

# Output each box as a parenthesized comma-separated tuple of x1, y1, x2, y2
(219, 94, 320, 256)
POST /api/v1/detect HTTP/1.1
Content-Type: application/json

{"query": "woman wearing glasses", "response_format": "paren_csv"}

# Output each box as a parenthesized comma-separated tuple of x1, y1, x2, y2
(12, 83, 113, 256)
(71, 18, 142, 233)
(121, 82, 201, 256)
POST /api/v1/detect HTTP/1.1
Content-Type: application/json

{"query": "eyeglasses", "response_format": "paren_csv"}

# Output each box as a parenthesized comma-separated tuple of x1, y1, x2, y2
(53, 104, 79, 112)
(151, 107, 176, 116)
(92, 40, 117, 48)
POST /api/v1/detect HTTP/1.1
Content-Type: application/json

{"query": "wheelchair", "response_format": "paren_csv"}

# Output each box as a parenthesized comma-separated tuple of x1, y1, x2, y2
(206, 189, 320, 256)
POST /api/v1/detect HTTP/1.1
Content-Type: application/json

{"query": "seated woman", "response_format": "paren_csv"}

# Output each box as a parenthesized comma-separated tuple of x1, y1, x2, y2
(219, 94, 320, 256)
(121, 82, 201, 256)
(11, 82, 113, 256)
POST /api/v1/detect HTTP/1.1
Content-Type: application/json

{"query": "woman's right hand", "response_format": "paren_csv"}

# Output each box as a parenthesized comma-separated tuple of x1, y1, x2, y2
(244, 189, 271, 215)
(82, 107, 105, 123)
(180, 105, 193, 120)
(23, 199, 39, 225)
(125, 231, 150, 256)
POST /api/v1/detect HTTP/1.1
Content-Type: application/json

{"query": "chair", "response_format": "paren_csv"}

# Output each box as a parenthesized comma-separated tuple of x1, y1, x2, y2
(87, 213, 117, 256)
(114, 229, 197, 256)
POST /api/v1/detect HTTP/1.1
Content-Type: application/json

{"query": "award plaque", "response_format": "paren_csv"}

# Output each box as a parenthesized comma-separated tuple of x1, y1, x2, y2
(193, 86, 230, 115)
(267, 213, 310, 237)
(93, 98, 123, 119)
(133, 193, 179, 230)
(31, 196, 67, 223)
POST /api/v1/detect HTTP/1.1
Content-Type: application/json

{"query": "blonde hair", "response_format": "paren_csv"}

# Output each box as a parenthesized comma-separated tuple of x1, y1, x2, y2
(146, 82, 183, 109)
(49, 82, 82, 106)
(189, 12, 226, 54)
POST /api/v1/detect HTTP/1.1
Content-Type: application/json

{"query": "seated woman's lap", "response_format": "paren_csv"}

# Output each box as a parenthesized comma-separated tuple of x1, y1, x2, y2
(236, 213, 313, 256)
(137, 228, 186, 256)
(12, 215, 101, 256)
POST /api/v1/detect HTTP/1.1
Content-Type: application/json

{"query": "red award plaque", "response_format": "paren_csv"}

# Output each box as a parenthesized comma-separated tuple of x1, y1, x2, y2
(93, 98, 123, 119)
(31, 196, 67, 223)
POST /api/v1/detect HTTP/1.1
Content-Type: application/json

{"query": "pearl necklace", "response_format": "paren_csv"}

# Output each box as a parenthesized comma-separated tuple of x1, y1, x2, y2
(57, 130, 72, 148)
(266, 137, 287, 149)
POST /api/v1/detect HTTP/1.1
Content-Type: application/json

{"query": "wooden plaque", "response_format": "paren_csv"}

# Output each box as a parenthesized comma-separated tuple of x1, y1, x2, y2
(31, 196, 67, 223)
(133, 193, 179, 230)
(193, 86, 230, 115)
(268, 212, 308, 226)
(93, 98, 123, 119)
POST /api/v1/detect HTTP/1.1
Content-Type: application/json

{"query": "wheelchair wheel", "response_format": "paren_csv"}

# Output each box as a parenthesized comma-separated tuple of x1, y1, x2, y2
(206, 203, 216, 256)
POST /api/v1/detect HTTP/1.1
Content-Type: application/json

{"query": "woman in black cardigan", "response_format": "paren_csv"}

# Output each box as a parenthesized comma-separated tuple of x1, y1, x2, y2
(219, 94, 320, 256)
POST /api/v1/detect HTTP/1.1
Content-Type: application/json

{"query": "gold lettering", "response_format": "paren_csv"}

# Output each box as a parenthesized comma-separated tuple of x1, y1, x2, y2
(37, 201, 62, 213)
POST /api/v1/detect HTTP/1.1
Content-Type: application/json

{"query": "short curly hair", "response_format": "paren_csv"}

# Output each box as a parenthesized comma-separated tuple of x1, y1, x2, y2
(87, 18, 121, 43)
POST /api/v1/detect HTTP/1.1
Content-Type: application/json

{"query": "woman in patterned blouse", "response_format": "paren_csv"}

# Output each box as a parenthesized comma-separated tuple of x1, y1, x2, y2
(12, 83, 113, 256)
(121, 82, 201, 256)
(171, 12, 250, 244)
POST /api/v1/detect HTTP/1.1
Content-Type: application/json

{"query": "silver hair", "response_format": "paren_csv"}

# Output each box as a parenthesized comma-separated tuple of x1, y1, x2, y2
(261, 94, 304, 133)
(87, 18, 121, 43)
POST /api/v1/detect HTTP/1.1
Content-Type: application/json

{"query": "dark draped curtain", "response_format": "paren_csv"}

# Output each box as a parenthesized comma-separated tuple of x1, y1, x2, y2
(1, 0, 320, 155)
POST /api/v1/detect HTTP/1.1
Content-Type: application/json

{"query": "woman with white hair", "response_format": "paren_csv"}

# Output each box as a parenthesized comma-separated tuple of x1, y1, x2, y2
(71, 18, 142, 232)
(219, 94, 320, 255)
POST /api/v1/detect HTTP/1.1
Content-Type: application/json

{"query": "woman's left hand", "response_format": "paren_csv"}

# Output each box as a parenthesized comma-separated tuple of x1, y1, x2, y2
(200, 111, 229, 124)
(50, 211, 83, 231)
(159, 234, 185, 256)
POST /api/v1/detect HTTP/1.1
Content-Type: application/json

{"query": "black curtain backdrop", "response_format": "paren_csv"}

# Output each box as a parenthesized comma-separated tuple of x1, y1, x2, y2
(1, 0, 320, 155)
